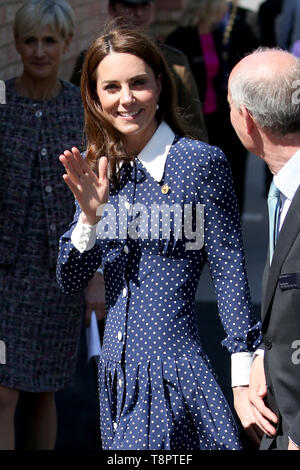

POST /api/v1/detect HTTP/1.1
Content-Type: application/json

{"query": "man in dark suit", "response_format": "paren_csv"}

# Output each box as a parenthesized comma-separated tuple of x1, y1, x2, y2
(228, 47, 300, 450)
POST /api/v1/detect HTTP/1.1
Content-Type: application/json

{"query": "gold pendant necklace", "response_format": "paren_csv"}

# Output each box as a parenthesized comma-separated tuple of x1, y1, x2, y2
(222, 0, 239, 55)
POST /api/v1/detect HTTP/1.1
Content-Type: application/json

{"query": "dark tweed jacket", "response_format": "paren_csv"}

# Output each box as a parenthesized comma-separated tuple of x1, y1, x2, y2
(0, 79, 84, 268)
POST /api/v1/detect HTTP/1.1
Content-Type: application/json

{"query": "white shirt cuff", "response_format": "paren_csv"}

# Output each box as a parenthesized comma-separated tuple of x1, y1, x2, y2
(231, 352, 254, 387)
(253, 348, 265, 359)
(71, 217, 98, 253)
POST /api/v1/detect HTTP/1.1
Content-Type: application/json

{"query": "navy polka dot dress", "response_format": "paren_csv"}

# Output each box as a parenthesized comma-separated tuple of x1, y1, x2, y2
(57, 126, 261, 450)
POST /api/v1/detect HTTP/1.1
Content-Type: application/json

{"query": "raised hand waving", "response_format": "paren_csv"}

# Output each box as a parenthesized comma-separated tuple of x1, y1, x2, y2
(59, 147, 109, 225)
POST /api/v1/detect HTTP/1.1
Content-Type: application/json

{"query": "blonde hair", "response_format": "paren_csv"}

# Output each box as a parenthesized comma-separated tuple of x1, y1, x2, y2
(180, 0, 227, 28)
(14, 0, 75, 40)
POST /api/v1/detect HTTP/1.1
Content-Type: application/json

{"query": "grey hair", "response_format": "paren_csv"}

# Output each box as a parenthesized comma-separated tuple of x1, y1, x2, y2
(14, 0, 75, 40)
(180, 0, 227, 28)
(229, 47, 300, 136)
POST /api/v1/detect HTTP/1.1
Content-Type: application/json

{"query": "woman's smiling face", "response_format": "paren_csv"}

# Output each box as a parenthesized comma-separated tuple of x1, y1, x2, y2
(96, 51, 162, 153)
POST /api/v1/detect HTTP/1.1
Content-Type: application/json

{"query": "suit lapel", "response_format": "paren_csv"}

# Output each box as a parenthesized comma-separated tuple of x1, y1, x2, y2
(262, 185, 300, 322)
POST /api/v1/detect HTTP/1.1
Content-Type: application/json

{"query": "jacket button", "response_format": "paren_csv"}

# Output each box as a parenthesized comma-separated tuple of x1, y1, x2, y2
(265, 339, 272, 350)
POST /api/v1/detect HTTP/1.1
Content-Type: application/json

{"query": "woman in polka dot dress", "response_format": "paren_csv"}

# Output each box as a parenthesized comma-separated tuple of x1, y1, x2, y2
(57, 27, 262, 450)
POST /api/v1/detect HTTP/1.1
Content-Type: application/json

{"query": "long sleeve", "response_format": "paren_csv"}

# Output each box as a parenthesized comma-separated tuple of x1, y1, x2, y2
(56, 201, 102, 294)
(195, 146, 262, 355)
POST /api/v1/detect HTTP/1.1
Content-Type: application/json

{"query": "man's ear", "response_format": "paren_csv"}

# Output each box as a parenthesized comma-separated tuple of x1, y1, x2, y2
(240, 104, 255, 134)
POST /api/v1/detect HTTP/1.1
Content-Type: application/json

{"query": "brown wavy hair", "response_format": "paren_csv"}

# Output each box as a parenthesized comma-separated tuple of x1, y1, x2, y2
(80, 25, 186, 188)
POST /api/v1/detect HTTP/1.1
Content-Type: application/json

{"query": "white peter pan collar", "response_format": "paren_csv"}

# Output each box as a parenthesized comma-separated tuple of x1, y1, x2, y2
(136, 121, 175, 182)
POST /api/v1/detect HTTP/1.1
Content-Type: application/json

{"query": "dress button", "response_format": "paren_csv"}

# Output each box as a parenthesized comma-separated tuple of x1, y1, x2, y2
(35, 110, 43, 117)
(117, 331, 123, 341)
(122, 287, 127, 297)
(161, 183, 170, 194)
(41, 148, 48, 156)
(123, 245, 129, 254)
(45, 185, 52, 193)
(49, 223, 56, 231)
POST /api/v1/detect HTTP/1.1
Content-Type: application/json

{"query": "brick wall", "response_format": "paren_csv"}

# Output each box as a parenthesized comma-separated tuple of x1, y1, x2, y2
(0, 0, 186, 82)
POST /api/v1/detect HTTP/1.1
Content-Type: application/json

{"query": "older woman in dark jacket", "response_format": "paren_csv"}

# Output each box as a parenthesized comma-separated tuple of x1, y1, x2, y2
(0, 0, 85, 449)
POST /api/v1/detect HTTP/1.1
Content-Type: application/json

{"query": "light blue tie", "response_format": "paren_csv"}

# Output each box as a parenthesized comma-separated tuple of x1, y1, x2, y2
(267, 181, 281, 264)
